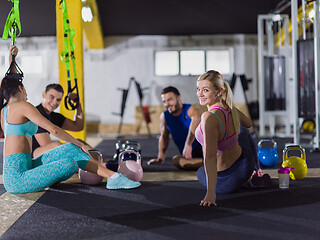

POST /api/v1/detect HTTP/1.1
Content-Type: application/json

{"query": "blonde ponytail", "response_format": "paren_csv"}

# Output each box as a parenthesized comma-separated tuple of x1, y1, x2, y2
(223, 81, 240, 133)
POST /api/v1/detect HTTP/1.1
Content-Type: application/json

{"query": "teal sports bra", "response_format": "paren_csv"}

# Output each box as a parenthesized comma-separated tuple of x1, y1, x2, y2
(3, 102, 38, 138)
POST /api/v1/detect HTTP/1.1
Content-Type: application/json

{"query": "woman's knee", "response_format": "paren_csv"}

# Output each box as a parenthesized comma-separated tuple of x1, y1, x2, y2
(57, 143, 89, 159)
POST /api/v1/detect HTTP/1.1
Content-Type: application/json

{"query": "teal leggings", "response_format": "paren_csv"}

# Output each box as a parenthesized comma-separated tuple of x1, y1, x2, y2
(3, 143, 90, 193)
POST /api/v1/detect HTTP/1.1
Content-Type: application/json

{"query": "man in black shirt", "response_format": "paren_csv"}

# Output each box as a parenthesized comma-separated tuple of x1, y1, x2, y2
(32, 84, 84, 157)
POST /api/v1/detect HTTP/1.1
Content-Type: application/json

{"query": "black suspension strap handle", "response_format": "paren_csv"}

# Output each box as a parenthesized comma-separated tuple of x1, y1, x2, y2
(65, 79, 80, 110)
(5, 54, 24, 81)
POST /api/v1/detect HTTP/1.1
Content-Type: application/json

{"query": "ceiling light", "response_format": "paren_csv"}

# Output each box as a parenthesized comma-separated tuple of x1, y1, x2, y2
(82, 3, 93, 22)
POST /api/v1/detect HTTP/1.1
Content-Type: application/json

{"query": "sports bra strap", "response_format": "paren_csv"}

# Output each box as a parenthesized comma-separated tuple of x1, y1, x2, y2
(210, 106, 231, 139)
(6, 101, 16, 108)
(209, 111, 225, 138)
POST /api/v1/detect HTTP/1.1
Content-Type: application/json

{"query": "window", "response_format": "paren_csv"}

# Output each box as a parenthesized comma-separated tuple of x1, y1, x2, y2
(154, 48, 233, 76)
(180, 50, 205, 76)
(206, 50, 231, 75)
(155, 51, 179, 76)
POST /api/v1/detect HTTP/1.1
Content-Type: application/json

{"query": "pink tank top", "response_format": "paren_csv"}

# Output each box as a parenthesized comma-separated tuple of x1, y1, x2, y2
(195, 106, 238, 153)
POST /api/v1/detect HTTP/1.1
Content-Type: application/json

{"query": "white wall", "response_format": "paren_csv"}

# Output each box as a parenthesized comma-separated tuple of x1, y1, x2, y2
(84, 35, 259, 125)
(0, 34, 259, 126)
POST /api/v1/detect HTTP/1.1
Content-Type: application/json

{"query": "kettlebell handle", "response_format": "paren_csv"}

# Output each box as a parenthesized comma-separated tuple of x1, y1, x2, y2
(125, 142, 141, 152)
(88, 149, 103, 164)
(282, 145, 306, 157)
(258, 139, 277, 148)
(116, 139, 128, 150)
(118, 150, 141, 164)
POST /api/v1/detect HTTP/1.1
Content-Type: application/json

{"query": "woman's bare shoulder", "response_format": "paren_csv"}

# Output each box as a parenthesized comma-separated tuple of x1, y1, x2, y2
(15, 101, 34, 108)
(201, 111, 218, 123)
(13, 102, 37, 115)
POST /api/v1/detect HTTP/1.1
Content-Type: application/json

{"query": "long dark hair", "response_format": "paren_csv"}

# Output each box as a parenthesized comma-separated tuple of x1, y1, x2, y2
(0, 75, 23, 110)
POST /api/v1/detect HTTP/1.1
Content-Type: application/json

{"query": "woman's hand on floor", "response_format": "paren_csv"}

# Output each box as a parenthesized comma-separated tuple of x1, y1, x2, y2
(200, 193, 217, 207)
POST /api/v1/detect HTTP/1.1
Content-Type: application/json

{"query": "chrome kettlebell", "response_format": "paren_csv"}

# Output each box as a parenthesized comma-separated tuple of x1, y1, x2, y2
(112, 139, 129, 160)
(282, 145, 307, 180)
(257, 139, 279, 167)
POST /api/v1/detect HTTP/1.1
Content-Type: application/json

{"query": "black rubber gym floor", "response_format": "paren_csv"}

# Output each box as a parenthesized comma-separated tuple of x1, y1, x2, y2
(1, 179, 320, 240)
(1, 137, 320, 239)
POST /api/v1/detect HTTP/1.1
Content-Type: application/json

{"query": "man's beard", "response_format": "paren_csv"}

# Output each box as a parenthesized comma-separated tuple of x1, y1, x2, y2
(167, 102, 180, 114)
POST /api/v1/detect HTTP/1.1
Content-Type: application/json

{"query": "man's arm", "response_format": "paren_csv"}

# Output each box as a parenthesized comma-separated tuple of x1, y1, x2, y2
(183, 104, 202, 159)
(147, 112, 170, 165)
(61, 93, 84, 132)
